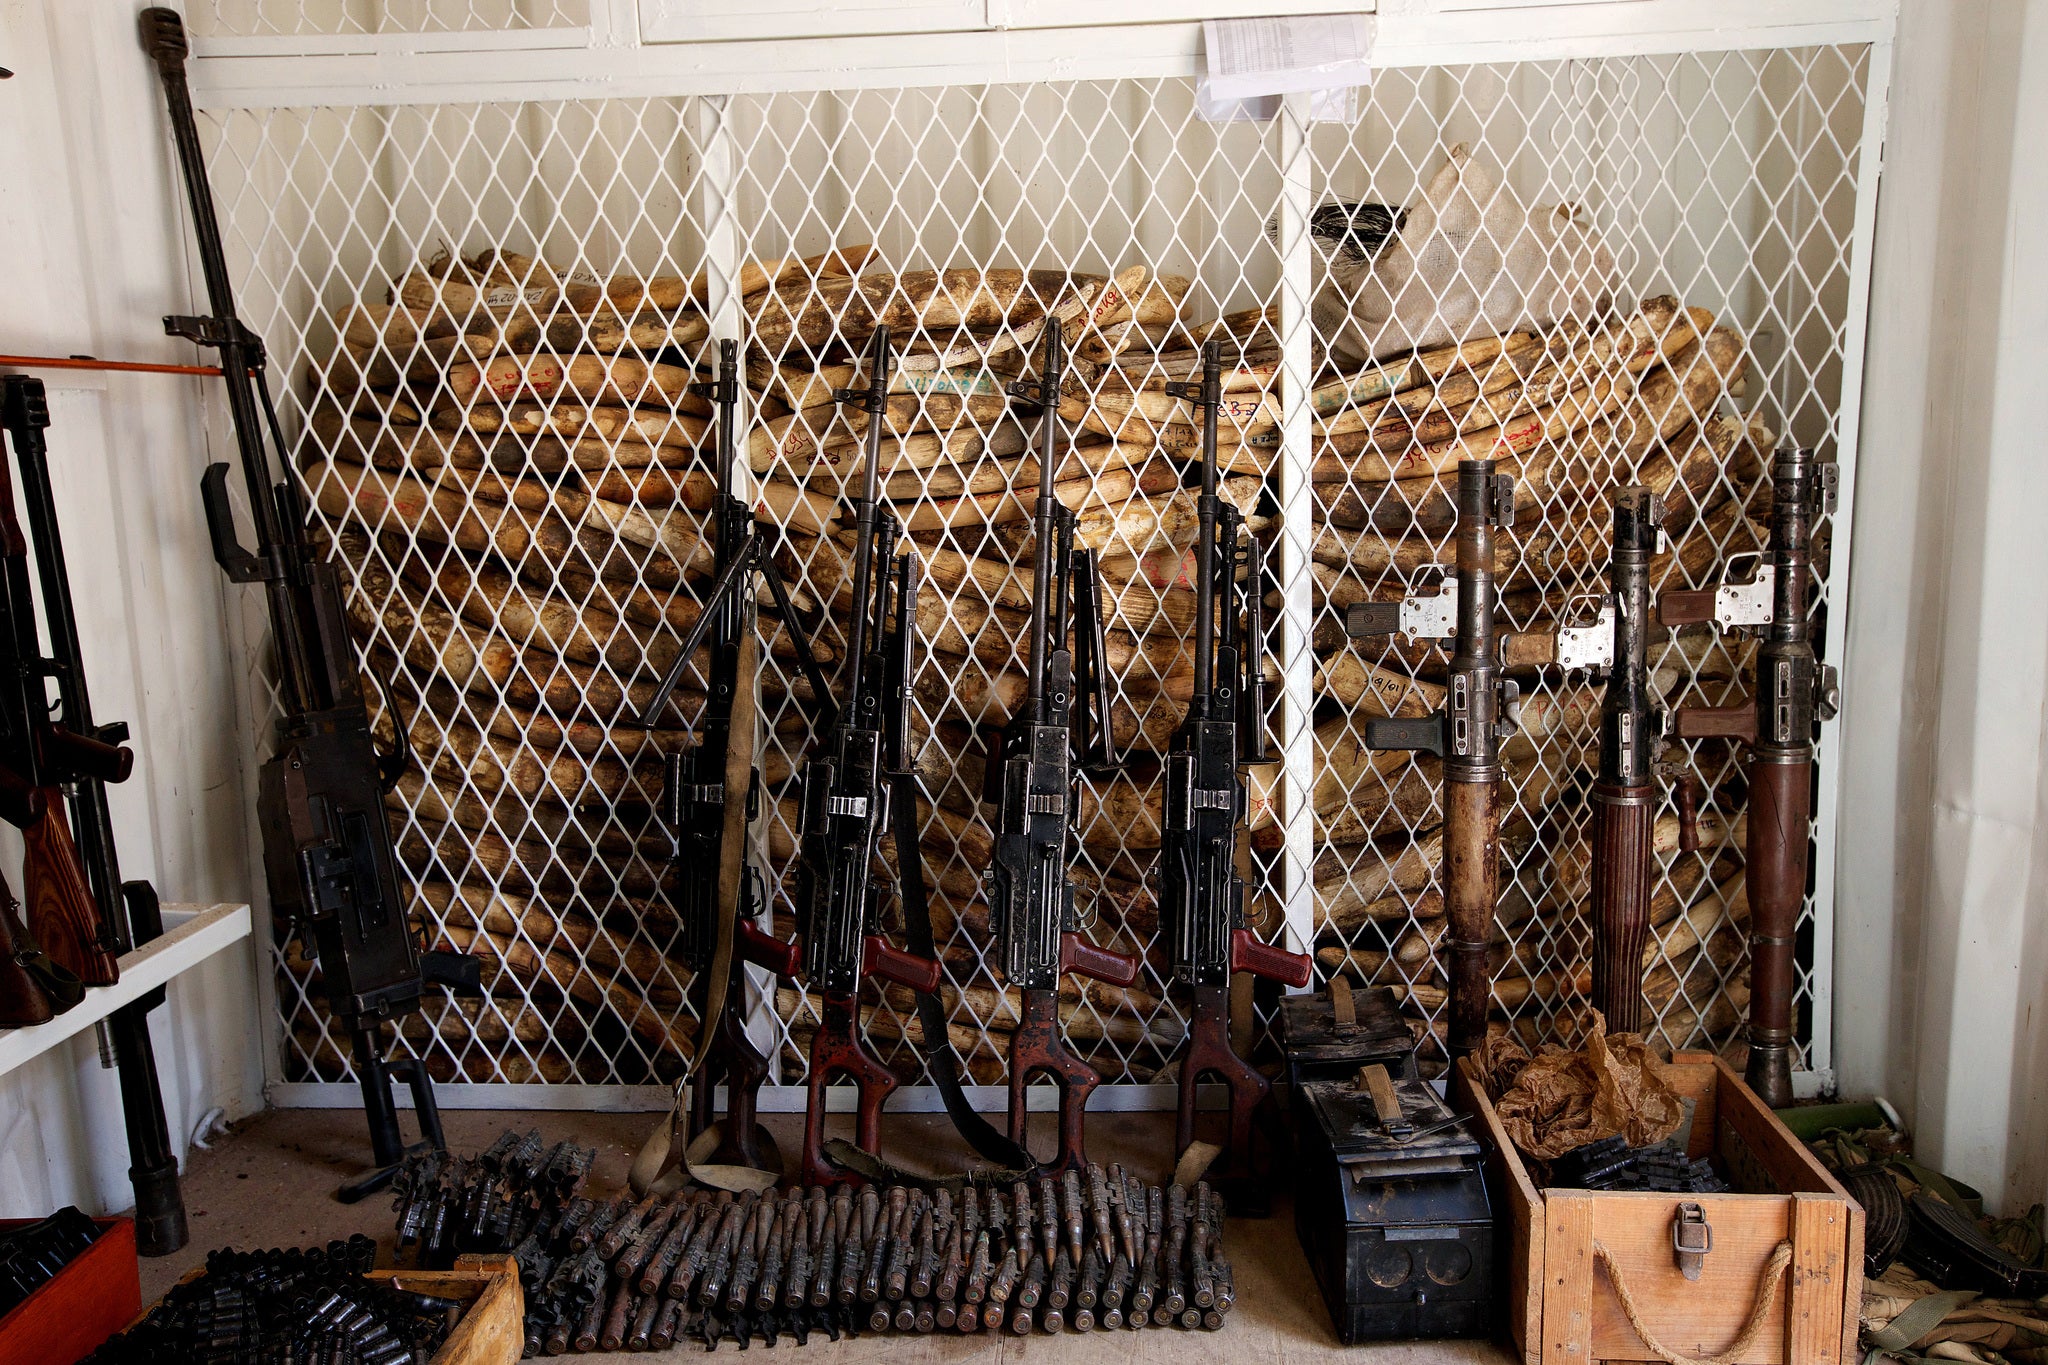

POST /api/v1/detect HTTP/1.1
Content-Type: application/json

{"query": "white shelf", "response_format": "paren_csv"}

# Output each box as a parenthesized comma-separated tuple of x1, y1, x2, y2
(0, 903, 253, 1078)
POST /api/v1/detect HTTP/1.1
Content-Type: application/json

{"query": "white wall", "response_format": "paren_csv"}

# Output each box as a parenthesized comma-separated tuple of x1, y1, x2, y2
(0, 0, 267, 1217)
(1835, 0, 2048, 1214)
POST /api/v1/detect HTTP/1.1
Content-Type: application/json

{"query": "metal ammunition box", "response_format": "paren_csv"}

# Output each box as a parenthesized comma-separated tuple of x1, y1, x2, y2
(1294, 1069, 1495, 1344)
(1280, 981, 1417, 1088)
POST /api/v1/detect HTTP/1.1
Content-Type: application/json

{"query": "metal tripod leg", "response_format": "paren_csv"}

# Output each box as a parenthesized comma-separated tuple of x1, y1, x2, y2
(336, 1024, 445, 1204)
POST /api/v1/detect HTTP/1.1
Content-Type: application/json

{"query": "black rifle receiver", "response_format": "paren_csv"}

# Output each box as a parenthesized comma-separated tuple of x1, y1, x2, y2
(984, 326, 1138, 1173)
(1156, 340, 1310, 1210)
(790, 327, 949, 1186)
(141, 6, 479, 1202)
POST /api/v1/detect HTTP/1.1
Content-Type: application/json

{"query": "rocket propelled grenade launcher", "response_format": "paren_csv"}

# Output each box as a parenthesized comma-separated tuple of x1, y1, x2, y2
(630, 339, 828, 1174)
(1572, 489, 1699, 1035)
(985, 327, 1139, 1173)
(142, 5, 481, 1203)
(1157, 340, 1312, 1206)
(1347, 458, 1520, 1060)
(793, 326, 946, 1186)
(1658, 447, 1838, 1108)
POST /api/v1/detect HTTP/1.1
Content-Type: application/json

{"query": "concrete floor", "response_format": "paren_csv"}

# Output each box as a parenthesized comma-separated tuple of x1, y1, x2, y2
(142, 1106, 1513, 1363)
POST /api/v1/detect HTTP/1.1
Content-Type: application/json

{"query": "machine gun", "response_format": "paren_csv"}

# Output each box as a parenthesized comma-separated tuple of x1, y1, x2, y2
(1157, 340, 1312, 1208)
(629, 339, 833, 1177)
(1547, 489, 1699, 1035)
(1657, 447, 1838, 1107)
(143, 7, 480, 1202)
(792, 327, 946, 1186)
(1347, 458, 1520, 1061)
(0, 376, 185, 1254)
(983, 327, 1139, 1174)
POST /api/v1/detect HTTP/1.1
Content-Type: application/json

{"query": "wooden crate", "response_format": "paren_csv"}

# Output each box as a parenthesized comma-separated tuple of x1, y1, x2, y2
(374, 1254, 525, 1365)
(135, 1251, 522, 1365)
(0, 1216, 140, 1365)
(1449, 1052, 1863, 1365)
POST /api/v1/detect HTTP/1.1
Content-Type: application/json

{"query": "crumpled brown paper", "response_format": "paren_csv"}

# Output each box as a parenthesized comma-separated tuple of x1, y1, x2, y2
(1480, 1010, 1684, 1160)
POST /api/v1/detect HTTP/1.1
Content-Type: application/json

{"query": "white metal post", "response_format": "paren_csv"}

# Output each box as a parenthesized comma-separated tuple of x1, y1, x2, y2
(1273, 92, 1319, 977)
(1803, 37, 1893, 1098)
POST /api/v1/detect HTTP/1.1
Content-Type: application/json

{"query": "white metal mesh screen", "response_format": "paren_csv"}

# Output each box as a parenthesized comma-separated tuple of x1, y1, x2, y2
(197, 45, 1869, 1097)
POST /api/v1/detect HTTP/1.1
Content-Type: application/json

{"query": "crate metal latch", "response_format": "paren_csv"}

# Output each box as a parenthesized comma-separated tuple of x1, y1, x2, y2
(1672, 1202, 1713, 1281)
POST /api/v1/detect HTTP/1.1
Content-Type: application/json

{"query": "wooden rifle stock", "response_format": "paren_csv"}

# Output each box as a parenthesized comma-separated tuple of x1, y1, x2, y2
(22, 803, 118, 986)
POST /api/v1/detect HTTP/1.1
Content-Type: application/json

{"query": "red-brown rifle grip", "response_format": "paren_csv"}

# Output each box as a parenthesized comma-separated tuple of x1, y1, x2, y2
(1443, 779, 1499, 1056)
(1657, 588, 1718, 627)
(801, 992, 897, 1188)
(1005, 987, 1099, 1175)
(1173, 984, 1266, 1189)
(1588, 783, 1654, 1034)
(1228, 927, 1312, 988)
(1059, 931, 1140, 986)
(737, 920, 801, 976)
(862, 935, 942, 995)
(23, 800, 117, 985)
(1746, 757, 1811, 1071)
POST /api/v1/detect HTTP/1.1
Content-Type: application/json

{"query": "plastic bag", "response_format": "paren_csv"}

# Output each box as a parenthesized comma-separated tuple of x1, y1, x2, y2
(1484, 1011, 1684, 1161)
(1312, 144, 1615, 367)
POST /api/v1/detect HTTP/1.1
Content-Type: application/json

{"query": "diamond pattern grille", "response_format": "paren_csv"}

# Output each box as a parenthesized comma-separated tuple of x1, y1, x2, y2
(196, 46, 1868, 1095)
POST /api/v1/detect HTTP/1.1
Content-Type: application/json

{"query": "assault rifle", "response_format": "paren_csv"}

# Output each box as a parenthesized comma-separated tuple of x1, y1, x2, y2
(629, 339, 831, 1175)
(792, 327, 946, 1187)
(0, 376, 185, 1253)
(984, 327, 1139, 1174)
(1347, 458, 1520, 1060)
(1658, 446, 1837, 1107)
(1158, 340, 1311, 1208)
(143, 7, 480, 1201)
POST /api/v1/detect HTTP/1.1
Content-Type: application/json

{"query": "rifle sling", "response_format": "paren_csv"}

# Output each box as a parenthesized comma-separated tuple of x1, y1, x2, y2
(636, 629, 758, 1198)
(878, 768, 1035, 1182)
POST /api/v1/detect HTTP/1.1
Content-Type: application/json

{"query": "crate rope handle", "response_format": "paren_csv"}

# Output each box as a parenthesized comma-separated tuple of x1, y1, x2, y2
(1591, 1238, 1793, 1365)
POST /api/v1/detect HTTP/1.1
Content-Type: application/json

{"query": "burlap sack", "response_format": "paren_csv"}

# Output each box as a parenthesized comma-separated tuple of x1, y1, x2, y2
(1314, 144, 1615, 366)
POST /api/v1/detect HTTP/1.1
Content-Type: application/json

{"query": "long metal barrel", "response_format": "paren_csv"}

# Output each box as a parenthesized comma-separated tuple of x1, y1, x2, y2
(140, 8, 318, 712)
(1024, 328, 1066, 717)
(840, 327, 892, 707)
(1189, 341, 1222, 712)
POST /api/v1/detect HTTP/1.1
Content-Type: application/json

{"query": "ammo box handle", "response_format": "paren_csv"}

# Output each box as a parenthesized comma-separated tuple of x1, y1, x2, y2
(1591, 1236, 1792, 1365)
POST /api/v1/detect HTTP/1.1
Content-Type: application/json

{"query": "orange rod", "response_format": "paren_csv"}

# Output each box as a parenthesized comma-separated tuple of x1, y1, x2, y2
(0, 353, 224, 377)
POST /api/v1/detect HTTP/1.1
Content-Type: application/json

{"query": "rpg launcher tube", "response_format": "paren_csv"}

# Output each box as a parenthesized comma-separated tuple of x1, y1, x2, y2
(1355, 459, 1518, 1059)
(1661, 448, 1836, 1108)
(1589, 488, 1663, 1035)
